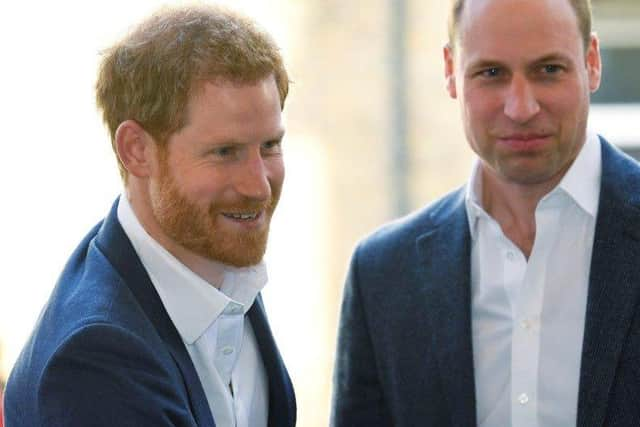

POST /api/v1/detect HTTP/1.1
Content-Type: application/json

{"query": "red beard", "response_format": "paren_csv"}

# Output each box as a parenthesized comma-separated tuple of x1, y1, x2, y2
(151, 161, 280, 267)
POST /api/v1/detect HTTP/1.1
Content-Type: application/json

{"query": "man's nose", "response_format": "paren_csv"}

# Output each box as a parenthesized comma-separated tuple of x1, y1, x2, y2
(235, 151, 271, 201)
(503, 75, 540, 123)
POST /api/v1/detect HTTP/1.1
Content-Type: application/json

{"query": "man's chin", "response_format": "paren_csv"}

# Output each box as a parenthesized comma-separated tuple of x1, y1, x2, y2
(208, 247, 267, 267)
(197, 231, 269, 267)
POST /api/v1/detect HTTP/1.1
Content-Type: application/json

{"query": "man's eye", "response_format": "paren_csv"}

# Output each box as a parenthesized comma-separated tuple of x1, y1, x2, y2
(542, 64, 562, 74)
(212, 146, 235, 157)
(262, 140, 282, 153)
(481, 67, 501, 78)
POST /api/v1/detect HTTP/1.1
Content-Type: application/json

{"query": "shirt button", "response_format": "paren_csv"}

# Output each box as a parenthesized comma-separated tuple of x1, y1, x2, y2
(227, 303, 242, 314)
(506, 251, 515, 261)
(222, 346, 235, 356)
(518, 393, 529, 405)
(520, 319, 532, 330)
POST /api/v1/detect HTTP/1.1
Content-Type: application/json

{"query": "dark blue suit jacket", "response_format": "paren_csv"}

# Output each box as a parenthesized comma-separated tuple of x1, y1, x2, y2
(332, 138, 640, 426)
(4, 200, 296, 426)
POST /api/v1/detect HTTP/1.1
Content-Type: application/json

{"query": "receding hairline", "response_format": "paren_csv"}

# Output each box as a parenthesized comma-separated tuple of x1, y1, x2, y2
(447, 0, 593, 51)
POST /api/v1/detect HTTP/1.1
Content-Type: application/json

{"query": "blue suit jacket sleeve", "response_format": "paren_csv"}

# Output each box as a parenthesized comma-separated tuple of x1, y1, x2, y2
(331, 244, 393, 426)
(33, 323, 196, 426)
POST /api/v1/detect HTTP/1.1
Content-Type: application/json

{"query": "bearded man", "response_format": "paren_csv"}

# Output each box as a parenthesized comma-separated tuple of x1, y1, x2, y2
(4, 5, 295, 427)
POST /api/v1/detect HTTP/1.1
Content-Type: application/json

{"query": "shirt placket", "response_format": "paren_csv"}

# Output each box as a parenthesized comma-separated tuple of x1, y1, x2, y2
(510, 203, 557, 427)
(502, 237, 535, 426)
(214, 301, 245, 396)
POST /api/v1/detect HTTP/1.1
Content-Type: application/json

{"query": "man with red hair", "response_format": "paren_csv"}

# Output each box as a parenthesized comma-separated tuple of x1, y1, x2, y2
(4, 5, 295, 426)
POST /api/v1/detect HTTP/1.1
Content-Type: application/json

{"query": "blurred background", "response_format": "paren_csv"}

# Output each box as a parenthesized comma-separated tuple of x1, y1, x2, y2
(0, 0, 638, 425)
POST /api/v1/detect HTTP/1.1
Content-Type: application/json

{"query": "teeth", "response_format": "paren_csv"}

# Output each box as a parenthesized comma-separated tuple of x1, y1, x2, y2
(225, 212, 258, 220)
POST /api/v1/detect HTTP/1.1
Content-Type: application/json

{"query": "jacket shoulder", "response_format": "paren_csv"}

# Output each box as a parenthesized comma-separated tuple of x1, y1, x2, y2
(356, 186, 466, 259)
(600, 136, 640, 207)
(3, 221, 182, 426)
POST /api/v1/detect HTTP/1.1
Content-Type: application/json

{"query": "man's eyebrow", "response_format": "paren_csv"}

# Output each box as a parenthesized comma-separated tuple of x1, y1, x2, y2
(202, 130, 285, 148)
(465, 58, 506, 71)
(270, 130, 286, 141)
(465, 53, 574, 71)
(532, 53, 572, 64)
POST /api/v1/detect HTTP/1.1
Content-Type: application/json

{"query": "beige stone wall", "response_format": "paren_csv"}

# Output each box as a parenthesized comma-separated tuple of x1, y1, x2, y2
(407, 2, 471, 207)
(284, 3, 391, 424)
(283, 1, 469, 425)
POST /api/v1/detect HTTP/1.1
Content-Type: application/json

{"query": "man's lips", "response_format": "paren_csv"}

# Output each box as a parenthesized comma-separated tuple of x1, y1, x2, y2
(221, 210, 264, 221)
(496, 134, 552, 150)
(219, 209, 268, 229)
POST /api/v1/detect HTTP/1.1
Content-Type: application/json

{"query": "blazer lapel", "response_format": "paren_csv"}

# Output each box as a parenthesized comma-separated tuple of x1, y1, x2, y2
(577, 140, 640, 426)
(415, 190, 477, 427)
(248, 296, 296, 427)
(96, 199, 216, 427)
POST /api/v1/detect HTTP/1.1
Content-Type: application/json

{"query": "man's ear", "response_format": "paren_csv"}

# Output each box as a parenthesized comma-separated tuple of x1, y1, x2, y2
(444, 43, 458, 99)
(586, 32, 602, 93)
(115, 120, 154, 178)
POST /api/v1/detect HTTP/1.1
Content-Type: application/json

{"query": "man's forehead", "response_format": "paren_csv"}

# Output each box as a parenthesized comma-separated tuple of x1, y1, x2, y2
(456, 0, 582, 56)
(183, 75, 279, 115)
(458, 0, 578, 34)
(191, 74, 277, 97)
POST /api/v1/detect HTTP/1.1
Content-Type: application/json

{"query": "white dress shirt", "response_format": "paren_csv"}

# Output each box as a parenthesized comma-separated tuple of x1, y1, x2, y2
(465, 132, 602, 427)
(118, 197, 269, 427)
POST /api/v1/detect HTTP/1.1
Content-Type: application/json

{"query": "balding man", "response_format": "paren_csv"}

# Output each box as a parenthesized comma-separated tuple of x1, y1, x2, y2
(332, 0, 640, 425)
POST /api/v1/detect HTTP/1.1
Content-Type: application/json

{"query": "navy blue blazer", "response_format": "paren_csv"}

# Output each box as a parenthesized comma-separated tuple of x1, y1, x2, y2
(332, 138, 640, 427)
(4, 199, 296, 427)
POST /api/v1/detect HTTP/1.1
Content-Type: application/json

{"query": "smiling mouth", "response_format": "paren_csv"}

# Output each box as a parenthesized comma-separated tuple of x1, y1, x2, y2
(222, 211, 262, 221)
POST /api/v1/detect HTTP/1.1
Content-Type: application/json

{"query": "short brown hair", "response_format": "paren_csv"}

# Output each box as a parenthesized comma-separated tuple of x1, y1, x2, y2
(96, 5, 289, 181)
(448, 0, 592, 52)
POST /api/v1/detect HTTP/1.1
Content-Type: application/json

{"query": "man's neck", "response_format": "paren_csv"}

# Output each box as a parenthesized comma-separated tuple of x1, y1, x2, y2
(480, 168, 563, 259)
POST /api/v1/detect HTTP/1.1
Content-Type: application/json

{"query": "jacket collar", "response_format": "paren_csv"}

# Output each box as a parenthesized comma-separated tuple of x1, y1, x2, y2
(415, 188, 477, 427)
(96, 198, 216, 427)
(249, 296, 297, 427)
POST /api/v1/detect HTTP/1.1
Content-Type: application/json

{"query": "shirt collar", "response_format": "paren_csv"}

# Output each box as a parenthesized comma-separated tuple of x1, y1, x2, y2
(465, 158, 488, 239)
(554, 131, 601, 218)
(465, 131, 602, 238)
(117, 196, 267, 345)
